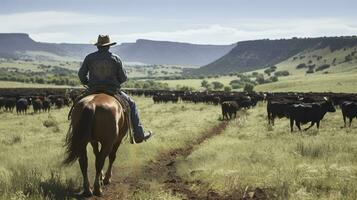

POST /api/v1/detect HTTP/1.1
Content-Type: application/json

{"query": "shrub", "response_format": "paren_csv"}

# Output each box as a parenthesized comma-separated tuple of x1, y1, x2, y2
(255, 76, 265, 84)
(296, 63, 307, 69)
(274, 70, 290, 77)
(201, 80, 209, 88)
(224, 86, 232, 92)
(345, 54, 353, 62)
(306, 68, 315, 74)
(243, 84, 254, 93)
(269, 76, 278, 82)
(212, 81, 224, 90)
(315, 64, 331, 71)
(231, 83, 243, 89)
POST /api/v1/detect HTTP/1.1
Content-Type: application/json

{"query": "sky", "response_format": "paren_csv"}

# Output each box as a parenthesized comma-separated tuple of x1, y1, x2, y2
(1, 0, 357, 45)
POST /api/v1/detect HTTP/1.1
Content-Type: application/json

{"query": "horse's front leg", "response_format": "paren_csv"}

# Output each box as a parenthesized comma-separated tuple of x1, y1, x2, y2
(104, 142, 121, 185)
(78, 148, 92, 197)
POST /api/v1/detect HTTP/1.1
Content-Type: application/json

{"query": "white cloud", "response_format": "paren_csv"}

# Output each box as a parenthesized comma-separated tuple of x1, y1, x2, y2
(0, 11, 356, 44)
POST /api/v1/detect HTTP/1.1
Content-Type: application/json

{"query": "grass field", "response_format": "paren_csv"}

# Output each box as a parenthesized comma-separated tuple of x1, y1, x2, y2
(255, 72, 357, 93)
(177, 103, 357, 199)
(0, 96, 220, 199)
(158, 76, 237, 90)
(1, 96, 357, 199)
(0, 81, 72, 88)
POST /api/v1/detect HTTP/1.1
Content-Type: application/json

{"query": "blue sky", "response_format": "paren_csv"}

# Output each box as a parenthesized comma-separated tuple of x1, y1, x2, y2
(1, 0, 356, 44)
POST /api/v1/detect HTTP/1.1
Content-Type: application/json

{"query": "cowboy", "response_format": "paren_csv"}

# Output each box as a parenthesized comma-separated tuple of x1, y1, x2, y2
(78, 35, 152, 143)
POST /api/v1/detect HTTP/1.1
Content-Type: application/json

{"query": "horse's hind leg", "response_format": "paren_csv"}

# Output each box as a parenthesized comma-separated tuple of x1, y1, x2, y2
(91, 142, 104, 181)
(104, 142, 120, 185)
(78, 148, 92, 197)
(93, 145, 111, 196)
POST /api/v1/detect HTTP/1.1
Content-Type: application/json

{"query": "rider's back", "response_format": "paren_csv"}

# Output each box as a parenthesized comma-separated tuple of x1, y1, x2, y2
(79, 49, 127, 88)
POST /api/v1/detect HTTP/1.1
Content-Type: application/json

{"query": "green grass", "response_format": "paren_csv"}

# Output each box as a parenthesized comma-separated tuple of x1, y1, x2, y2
(159, 76, 237, 89)
(255, 72, 357, 93)
(177, 103, 357, 199)
(0, 96, 221, 199)
(0, 81, 71, 88)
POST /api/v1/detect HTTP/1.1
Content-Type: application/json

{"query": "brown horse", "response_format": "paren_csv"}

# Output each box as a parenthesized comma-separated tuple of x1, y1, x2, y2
(63, 93, 129, 197)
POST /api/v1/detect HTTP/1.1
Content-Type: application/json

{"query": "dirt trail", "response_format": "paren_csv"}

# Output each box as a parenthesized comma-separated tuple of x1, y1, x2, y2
(90, 121, 235, 200)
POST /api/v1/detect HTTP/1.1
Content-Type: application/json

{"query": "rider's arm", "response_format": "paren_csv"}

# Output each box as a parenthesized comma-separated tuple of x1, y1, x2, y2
(115, 56, 127, 84)
(78, 57, 89, 85)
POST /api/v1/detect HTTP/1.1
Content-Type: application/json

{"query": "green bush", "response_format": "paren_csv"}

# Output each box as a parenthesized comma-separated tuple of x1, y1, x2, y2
(212, 81, 224, 90)
(274, 70, 290, 77)
(243, 84, 254, 93)
(316, 64, 331, 71)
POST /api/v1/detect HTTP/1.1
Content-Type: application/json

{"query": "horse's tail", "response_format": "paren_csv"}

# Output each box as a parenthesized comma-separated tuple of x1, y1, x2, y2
(63, 102, 95, 165)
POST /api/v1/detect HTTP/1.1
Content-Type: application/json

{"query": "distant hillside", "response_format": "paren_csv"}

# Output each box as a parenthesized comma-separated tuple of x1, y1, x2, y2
(114, 39, 235, 66)
(187, 36, 357, 76)
(0, 33, 234, 66)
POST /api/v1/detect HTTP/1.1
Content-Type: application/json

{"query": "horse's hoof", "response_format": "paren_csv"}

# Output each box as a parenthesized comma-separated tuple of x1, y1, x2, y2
(93, 187, 103, 197)
(76, 189, 93, 198)
(103, 178, 111, 185)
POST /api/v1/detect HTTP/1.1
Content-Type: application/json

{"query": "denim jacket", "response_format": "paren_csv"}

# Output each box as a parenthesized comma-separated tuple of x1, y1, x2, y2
(78, 49, 127, 88)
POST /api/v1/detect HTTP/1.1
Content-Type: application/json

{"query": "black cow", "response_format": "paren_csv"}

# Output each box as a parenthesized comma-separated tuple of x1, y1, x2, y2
(32, 98, 43, 113)
(288, 100, 336, 132)
(4, 98, 16, 112)
(267, 100, 296, 125)
(16, 98, 29, 114)
(0, 97, 4, 110)
(55, 98, 64, 108)
(221, 101, 239, 120)
(340, 101, 357, 127)
(42, 98, 51, 112)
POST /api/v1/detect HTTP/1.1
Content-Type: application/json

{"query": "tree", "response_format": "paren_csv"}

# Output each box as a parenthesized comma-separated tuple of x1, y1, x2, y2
(211, 81, 224, 90)
(224, 86, 232, 92)
(243, 84, 254, 93)
(201, 80, 209, 88)
(255, 76, 265, 84)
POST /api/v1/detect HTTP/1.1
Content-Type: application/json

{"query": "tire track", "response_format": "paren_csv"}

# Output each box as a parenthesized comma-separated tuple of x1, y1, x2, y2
(90, 121, 241, 200)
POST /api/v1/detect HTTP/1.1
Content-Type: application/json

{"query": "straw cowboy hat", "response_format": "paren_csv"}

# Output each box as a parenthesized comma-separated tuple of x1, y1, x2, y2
(94, 35, 117, 47)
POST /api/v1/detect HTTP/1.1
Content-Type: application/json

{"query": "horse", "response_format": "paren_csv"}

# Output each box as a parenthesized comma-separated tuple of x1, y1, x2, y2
(63, 93, 129, 197)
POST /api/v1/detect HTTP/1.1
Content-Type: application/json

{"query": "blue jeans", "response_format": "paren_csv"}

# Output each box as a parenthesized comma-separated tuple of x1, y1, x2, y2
(120, 91, 145, 138)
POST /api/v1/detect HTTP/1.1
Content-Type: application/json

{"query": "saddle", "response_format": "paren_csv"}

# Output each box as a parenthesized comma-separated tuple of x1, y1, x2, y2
(68, 86, 134, 143)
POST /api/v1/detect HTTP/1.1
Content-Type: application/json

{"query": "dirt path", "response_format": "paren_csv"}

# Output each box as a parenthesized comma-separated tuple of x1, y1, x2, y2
(89, 121, 232, 200)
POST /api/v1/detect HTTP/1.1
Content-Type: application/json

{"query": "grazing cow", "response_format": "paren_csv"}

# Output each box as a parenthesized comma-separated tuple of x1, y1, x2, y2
(221, 101, 239, 120)
(288, 100, 336, 132)
(4, 98, 16, 112)
(16, 98, 29, 114)
(32, 98, 43, 113)
(340, 101, 357, 127)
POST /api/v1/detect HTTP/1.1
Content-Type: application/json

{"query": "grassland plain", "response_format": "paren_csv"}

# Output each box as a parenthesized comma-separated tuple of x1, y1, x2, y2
(0, 96, 220, 199)
(177, 102, 357, 200)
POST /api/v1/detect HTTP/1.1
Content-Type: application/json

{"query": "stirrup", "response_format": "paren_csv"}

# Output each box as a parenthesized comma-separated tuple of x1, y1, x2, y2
(134, 131, 152, 143)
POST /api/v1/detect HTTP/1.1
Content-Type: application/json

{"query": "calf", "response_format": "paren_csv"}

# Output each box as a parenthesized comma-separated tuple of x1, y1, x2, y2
(288, 100, 336, 132)
(340, 101, 357, 127)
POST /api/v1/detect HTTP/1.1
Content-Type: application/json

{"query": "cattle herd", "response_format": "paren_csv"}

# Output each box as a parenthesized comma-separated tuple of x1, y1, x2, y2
(0, 88, 356, 131)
